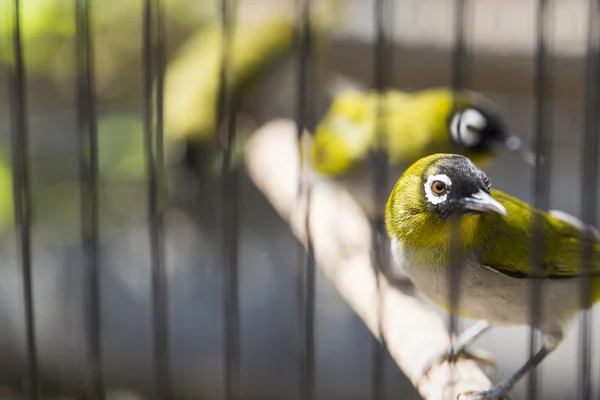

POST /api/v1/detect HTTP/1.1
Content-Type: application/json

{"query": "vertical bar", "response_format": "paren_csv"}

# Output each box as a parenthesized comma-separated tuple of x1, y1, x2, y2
(528, 1, 551, 399)
(217, 0, 240, 399)
(448, 0, 468, 379)
(373, 0, 393, 95)
(75, 0, 103, 398)
(451, 0, 467, 92)
(371, 0, 393, 399)
(578, 1, 600, 399)
(142, 0, 171, 397)
(8, 1, 39, 398)
(295, 0, 315, 399)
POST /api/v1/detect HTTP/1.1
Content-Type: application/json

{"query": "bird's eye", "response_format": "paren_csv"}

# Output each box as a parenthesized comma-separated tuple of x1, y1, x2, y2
(450, 108, 486, 147)
(431, 180, 447, 195)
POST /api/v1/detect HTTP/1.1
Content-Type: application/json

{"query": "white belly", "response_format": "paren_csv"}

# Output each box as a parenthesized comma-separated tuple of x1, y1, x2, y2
(391, 239, 582, 333)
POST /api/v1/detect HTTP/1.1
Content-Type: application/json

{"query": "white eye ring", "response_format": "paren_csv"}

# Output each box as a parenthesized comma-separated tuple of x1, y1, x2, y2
(450, 108, 486, 147)
(424, 174, 452, 205)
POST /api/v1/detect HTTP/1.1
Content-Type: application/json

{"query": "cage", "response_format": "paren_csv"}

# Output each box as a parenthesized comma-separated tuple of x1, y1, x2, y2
(0, 0, 599, 399)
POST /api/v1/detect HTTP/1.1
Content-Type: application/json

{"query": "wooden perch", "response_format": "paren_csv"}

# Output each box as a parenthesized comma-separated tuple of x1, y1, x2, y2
(244, 119, 493, 400)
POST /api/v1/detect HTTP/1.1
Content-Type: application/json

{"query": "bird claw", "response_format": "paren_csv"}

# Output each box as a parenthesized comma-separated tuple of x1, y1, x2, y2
(458, 390, 511, 400)
(459, 348, 497, 375)
(457, 381, 513, 400)
(418, 347, 496, 389)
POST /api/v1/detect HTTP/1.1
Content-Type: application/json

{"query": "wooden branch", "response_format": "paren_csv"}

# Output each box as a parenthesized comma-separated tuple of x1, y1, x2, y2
(243, 119, 493, 400)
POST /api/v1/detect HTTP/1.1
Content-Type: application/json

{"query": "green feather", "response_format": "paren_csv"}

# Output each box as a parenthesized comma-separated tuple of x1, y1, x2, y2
(477, 189, 600, 280)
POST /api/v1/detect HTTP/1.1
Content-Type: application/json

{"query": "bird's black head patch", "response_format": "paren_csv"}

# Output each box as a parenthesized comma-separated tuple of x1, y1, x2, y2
(421, 155, 492, 218)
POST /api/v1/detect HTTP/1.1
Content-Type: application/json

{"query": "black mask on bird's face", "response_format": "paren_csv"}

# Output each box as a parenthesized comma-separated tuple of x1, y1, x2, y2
(448, 106, 521, 153)
(421, 155, 508, 219)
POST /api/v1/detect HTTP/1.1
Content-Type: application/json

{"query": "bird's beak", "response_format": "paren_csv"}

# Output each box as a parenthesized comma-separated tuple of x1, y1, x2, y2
(502, 135, 539, 166)
(462, 190, 508, 216)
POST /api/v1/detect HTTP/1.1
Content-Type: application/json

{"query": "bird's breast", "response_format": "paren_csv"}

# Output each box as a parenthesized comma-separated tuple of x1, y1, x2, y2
(390, 240, 583, 332)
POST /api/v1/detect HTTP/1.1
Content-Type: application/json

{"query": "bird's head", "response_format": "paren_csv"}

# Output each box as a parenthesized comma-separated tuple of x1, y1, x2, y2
(385, 153, 508, 248)
(448, 93, 529, 165)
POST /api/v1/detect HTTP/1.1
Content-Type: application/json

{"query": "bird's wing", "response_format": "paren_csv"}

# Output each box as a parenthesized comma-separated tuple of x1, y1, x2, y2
(478, 191, 600, 279)
(548, 209, 600, 240)
(385, 89, 452, 164)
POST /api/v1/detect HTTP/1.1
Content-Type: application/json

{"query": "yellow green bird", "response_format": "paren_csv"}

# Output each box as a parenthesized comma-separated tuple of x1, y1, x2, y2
(310, 88, 530, 218)
(385, 153, 599, 400)
(163, 2, 347, 180)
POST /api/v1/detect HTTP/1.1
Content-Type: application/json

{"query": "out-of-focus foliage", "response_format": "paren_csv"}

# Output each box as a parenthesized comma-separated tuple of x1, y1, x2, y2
(97, 114, 145, 183)
(1, 0, 347, 119)
(0, 112, 151, 244)
(0, 0, 211, 93)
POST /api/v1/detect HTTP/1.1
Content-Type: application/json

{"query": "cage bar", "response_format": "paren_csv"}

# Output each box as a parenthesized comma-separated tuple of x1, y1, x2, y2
(371, 0, 394, 398)
(142, 0, 171, 397)
(448, 0, 469, 376)
(217, 0, 240, 399)
(578, 0, 600, 398)
(3, 1, 600, 399)
(8, 0, 39, 398)
(75, 0, 103, 397)
(295, 0, 316, 399)
(451, 0, 468, 92)
(527, 0, 551, 399)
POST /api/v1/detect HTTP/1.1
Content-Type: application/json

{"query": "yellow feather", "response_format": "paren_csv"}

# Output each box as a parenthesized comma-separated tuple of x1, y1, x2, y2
(310, 87, 488, 176)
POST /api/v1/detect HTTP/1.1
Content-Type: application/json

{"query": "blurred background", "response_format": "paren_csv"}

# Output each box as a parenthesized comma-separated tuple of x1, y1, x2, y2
(0, 0, 599, 399)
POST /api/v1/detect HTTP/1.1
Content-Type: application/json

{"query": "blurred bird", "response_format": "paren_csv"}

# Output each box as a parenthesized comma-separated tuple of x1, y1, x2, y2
(164, 15, 295, 145)
(309, 88, 533, 218)
(164, 1, 347, 183)
(385, 153, 599, 400)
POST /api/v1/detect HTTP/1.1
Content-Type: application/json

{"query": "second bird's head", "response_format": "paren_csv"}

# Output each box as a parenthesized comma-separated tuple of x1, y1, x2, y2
(448, 93, 524, 163)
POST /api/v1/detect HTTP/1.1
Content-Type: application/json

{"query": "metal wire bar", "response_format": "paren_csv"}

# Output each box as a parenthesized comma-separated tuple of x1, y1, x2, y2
(451, 0, 468, 93)
(371, 0, 394, 398)
(75, 0, 103, 398)
(295, 0, 315, 398)
(217, 0, 240, 398)
(578, 1, 600, 399)
(528, 1, 551, 399)
(142, 0, 171, 397)
(373, 0, 393, 94)
(7, 1, 39, 398)
(448, 0, 469, 379)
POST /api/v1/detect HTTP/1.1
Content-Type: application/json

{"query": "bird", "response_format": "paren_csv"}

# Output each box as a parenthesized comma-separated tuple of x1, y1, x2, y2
(162, 4, 347, 191)
(384, 153, 599, 400)
(309, 87, 532, 219)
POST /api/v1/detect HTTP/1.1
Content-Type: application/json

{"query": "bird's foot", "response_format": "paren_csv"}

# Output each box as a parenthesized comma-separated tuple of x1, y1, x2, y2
(457, 379, 513, 400)
(418, 347, 496, 390)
